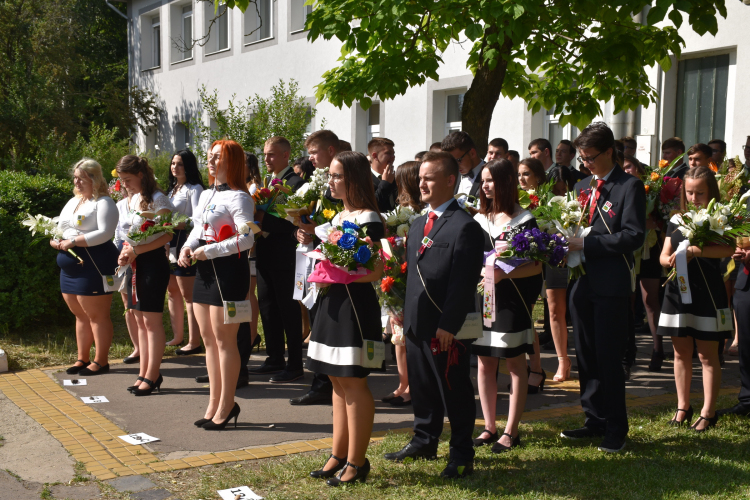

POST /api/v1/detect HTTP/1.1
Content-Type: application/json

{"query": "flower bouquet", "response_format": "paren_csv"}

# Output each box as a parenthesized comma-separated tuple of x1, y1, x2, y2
(123, 212, 190, 246)
(455, 193, 479, 215)
(534, 191, 588, 279)
(377, 236, 408, 340)
(716, 156, 749, 201)
(275, 168, 337, 225)
(383, 205, 426, 238)
(305, 220, 380, 286)
(252, 178, 292, 218)
(108, 178, 124, 202)
(21, 213, 83, 263)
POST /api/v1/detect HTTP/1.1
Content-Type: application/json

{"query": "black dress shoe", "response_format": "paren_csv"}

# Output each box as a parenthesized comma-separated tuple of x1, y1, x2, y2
(310, 454, 347, 479)
(290, 391, 332, 406)
(491, 433, 521, 454)
(622, 364, 631, 381)
(598, 435, 626, 453)
(389, 396, 412, 407)
(195, 374, 209, 383)
(248, 362, 285, 375)
(236, 375, 249, 389)
(66, 360, 90, 375)
(79, 361, 109, 376)
(383, 442, 437, 462)
(175, 345, 204, 356)
(122, 356, 140, 365)
(326, 459, 370, 486)
(716, 403, 750, 417)
(472, 429, 499, 447)
(648, 350, 665, 372)
(269, 369, 304, 383)
(381, 392, 398, 403)
(560, 427, 606, 439)
(440, 460, 473, 478)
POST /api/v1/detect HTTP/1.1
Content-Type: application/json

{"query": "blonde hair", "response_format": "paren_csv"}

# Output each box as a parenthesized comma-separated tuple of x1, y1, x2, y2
(71, 158, 110, 199)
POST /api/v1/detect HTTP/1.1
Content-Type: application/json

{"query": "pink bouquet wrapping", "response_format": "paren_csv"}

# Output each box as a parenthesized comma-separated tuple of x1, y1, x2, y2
(305, 256, 371, 285)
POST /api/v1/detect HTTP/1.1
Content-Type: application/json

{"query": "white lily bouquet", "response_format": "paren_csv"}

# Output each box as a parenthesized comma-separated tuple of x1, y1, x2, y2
(534, 191, 588, 279)
(21, 213, 83, 263)
(275, 167, 336, 226)
(383, 205, 427, 237)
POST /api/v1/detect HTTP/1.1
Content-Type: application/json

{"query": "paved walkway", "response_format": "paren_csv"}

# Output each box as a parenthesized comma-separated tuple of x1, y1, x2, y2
(0, 334, 744, 484)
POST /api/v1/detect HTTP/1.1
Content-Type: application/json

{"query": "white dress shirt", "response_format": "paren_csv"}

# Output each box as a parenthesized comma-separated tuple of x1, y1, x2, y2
(169, 183, 204, 217)
(457, 160, 484, 195)
(57, 196, 118, 246)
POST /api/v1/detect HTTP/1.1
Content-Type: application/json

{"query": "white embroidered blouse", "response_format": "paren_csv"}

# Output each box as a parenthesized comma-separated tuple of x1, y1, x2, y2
(56, 196, 118, 247)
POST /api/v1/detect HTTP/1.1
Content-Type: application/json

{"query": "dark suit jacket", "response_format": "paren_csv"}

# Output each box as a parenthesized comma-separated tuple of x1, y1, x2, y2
(665, 162, 688, 180)
(573, 165, 646, 297)
(550, 163, 587, 184)
(736, 199, 750, 291)
(453, 166, 484, 198)
(371, 173, 397, 212)
(403, 199, 485, 339)
(256, 168, 305, 269)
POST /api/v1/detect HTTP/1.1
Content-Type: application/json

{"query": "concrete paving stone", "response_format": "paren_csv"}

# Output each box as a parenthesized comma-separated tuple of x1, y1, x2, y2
(49, 483, 101, 499)
(0, 470, 43, 500)
(107, 475, 157, 492)
(131, 489, 174, 500)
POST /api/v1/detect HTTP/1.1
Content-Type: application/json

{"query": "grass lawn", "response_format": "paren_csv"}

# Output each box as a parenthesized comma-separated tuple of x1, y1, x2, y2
(117, 394, 750, 500)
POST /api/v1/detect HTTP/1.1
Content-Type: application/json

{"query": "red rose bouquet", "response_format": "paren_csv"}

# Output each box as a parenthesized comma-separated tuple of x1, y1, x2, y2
(124, 212, 189, 245)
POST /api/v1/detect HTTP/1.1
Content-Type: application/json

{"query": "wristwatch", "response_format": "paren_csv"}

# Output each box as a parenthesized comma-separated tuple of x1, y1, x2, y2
(69, 238, 76, 246)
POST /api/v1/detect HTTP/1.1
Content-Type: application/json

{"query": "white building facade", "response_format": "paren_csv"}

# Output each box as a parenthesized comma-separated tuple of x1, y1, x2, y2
(118, 0, 750, 165)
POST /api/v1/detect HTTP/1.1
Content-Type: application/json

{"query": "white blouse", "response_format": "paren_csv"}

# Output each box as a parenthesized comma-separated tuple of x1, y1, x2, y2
(56, 196, 118, 247)
(123, 192, 174, 229)
(113, 198, 131, 248)
(184, 187, 256, 260)
(168, 183, 204, 217)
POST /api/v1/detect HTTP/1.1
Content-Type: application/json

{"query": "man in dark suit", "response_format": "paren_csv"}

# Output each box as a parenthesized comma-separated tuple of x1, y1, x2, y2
(383, 151, 484, 478)
(565, 122, 646, 453)
(662, 137, 688, 179)
(556, 139, 587, 183)
(368, 137, 398, 212)
(718, 201, 750, 418)
(443, 131, 485, 198)
(251, 136, 306, 383)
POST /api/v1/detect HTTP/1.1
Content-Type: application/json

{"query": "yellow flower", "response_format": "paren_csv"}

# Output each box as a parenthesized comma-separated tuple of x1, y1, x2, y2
(323, 209, 335, 220)
(650, 172, 660, 181)
(658, 159, 669, 169)
(111, 169, 118, 177)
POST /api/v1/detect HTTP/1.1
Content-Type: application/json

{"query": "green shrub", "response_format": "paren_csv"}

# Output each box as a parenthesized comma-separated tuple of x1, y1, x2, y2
(0, 171, 74, 330)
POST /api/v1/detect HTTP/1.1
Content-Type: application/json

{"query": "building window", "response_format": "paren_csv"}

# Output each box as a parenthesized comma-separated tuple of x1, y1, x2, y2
(445, 93, 463, 135)
(176, 121, 191, 149)
(205, 1, 230, 54)
(544, 107, 578, 151)
(152, 16, 161, 67)
(304, 105, 314, 135)
(675, 54, 729, 147)
(180, 6, 193, 60)
(290, 0, 312, 33)
(366, 103, 380, 144)
(245, 0, 272, 43)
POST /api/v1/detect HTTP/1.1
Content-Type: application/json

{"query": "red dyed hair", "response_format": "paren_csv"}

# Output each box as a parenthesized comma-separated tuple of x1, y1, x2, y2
(208, 139, 250, 194)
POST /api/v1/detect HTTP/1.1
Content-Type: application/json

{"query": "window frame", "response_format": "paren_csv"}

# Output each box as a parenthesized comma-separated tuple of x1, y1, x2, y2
(289, 0, 313, 34)
(204, 1, 231, 56)
(244, 0, 274, 45)
(445, 93, 464, 136)
(151, 16, 161, 69)
(180, 5, 193, 61)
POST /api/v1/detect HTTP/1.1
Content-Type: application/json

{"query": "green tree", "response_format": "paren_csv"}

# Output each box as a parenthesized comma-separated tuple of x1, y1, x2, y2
(189, 79, 316, 173)
(223, 0, 725, 156)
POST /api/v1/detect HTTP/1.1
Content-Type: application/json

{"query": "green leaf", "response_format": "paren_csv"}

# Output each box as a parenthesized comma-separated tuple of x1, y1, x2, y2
(668, 9, 683, 28)
(465, 23, 483, 41)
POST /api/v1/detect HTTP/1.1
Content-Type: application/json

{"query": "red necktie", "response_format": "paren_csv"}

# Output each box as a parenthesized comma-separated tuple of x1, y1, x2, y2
(589, 179, 606, 224)
(424, 212, 438, 237)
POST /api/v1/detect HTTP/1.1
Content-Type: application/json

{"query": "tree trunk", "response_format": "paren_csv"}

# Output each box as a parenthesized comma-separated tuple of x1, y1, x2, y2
(461, 33, 513, 159)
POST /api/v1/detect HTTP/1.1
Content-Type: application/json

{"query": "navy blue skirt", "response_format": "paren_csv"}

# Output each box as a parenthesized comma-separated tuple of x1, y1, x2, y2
(58, 242, 119, 296)
(170, 229, 197, 277)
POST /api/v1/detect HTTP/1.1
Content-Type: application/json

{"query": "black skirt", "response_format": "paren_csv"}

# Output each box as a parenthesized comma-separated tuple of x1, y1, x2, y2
(58, 242, 119, 296)
(193, 243, 250, 307)
(127, 247, 170, 312)
(170, 229, 197, 277)
(640, 241, 663, 280)
(543, 264, 568, 289)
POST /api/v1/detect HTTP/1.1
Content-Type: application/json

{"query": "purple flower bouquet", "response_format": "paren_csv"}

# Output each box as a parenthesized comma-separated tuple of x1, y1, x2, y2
(486, 227, 567, 273)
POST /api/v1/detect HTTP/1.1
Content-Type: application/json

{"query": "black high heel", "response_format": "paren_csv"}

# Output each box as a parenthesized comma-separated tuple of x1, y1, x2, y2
(202, 402, 240, 430)
(326, 459, 370, 486)
(66, 360, 90, 375)
(691, 413, 717, 433)
(310, 454, 347, 478)
(472, 429, 499, 447)
(79, 361, 109, 376)
(127, 377, 145, 392)
(251, 334, 262, 353)
(491, 433, 521, 454)
(132, 375, 163, 396)
(194, 417, 212, 427)
(669, 406, 694, 427)
(528, 369, 546, 394)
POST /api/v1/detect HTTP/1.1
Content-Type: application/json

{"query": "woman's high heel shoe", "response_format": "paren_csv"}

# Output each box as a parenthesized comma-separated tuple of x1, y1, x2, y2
(310, 454, 347, 478)
(326, 459, 370, 487)
(127, 377, 145, 392)
(202, 403, 240, 430)
(528, 369, 547, 394)
(132, 375, 163, 396)
(669, 406, 694, 427)
(194, 417, 212, 427)
(691, 413, 717, 433)
(553, 356, 571, 382)
(251, 334, 262, 353)
(79, 361, 109, 376)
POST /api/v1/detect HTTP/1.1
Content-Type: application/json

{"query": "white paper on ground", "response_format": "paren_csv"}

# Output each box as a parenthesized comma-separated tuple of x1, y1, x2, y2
(63, 379, 87, 386)
(217, 486, 263, 500)
(118, 433, 160, 445)
(81, 396, 109, 404)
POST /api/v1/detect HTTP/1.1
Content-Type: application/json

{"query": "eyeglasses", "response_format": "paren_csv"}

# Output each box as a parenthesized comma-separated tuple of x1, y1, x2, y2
(330, 173, 345, 182)
(453, 150, 469, 164)
(743, 146, 750, 151)
(578, 151, 603, 164)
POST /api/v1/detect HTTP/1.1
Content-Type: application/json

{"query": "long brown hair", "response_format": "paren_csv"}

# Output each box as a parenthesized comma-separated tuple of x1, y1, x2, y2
(518, 158, 546, 187)
(209, 140, 250, 194)
(479, 159, 518, 216)
(334, 151, 384, 223)
(395, 161, 424, 211)
(681, 166, 720, 211)
(115, 155, 162, 211)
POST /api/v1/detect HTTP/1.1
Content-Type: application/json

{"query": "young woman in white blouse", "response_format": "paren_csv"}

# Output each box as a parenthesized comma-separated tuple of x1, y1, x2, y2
(113, 184, 141, 365)
(179, 140, 255, 430)
(166, 150, 205, 354)
(51, 159, 119, 376)
(116, 155, 175, 396)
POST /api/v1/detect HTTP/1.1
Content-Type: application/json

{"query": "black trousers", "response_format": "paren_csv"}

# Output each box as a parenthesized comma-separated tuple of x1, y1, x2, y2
(570, 275, 630, 438)
(732, 288, 750, 405)
(623, 292, 637, 367)
(405, 333, 476, 462)
(257, 264, 303, 371)
(237, 322, 252, 378)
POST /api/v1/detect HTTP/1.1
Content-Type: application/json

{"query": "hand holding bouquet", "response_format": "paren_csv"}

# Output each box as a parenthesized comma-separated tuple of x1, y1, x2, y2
(252, 178, 292, 217)
(306, 220, 380, 285)
(534, 191, 587, 279)
(21, 213, 83, 263)
(124, 212, 189, 246)
(276, 168, 336, 225)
